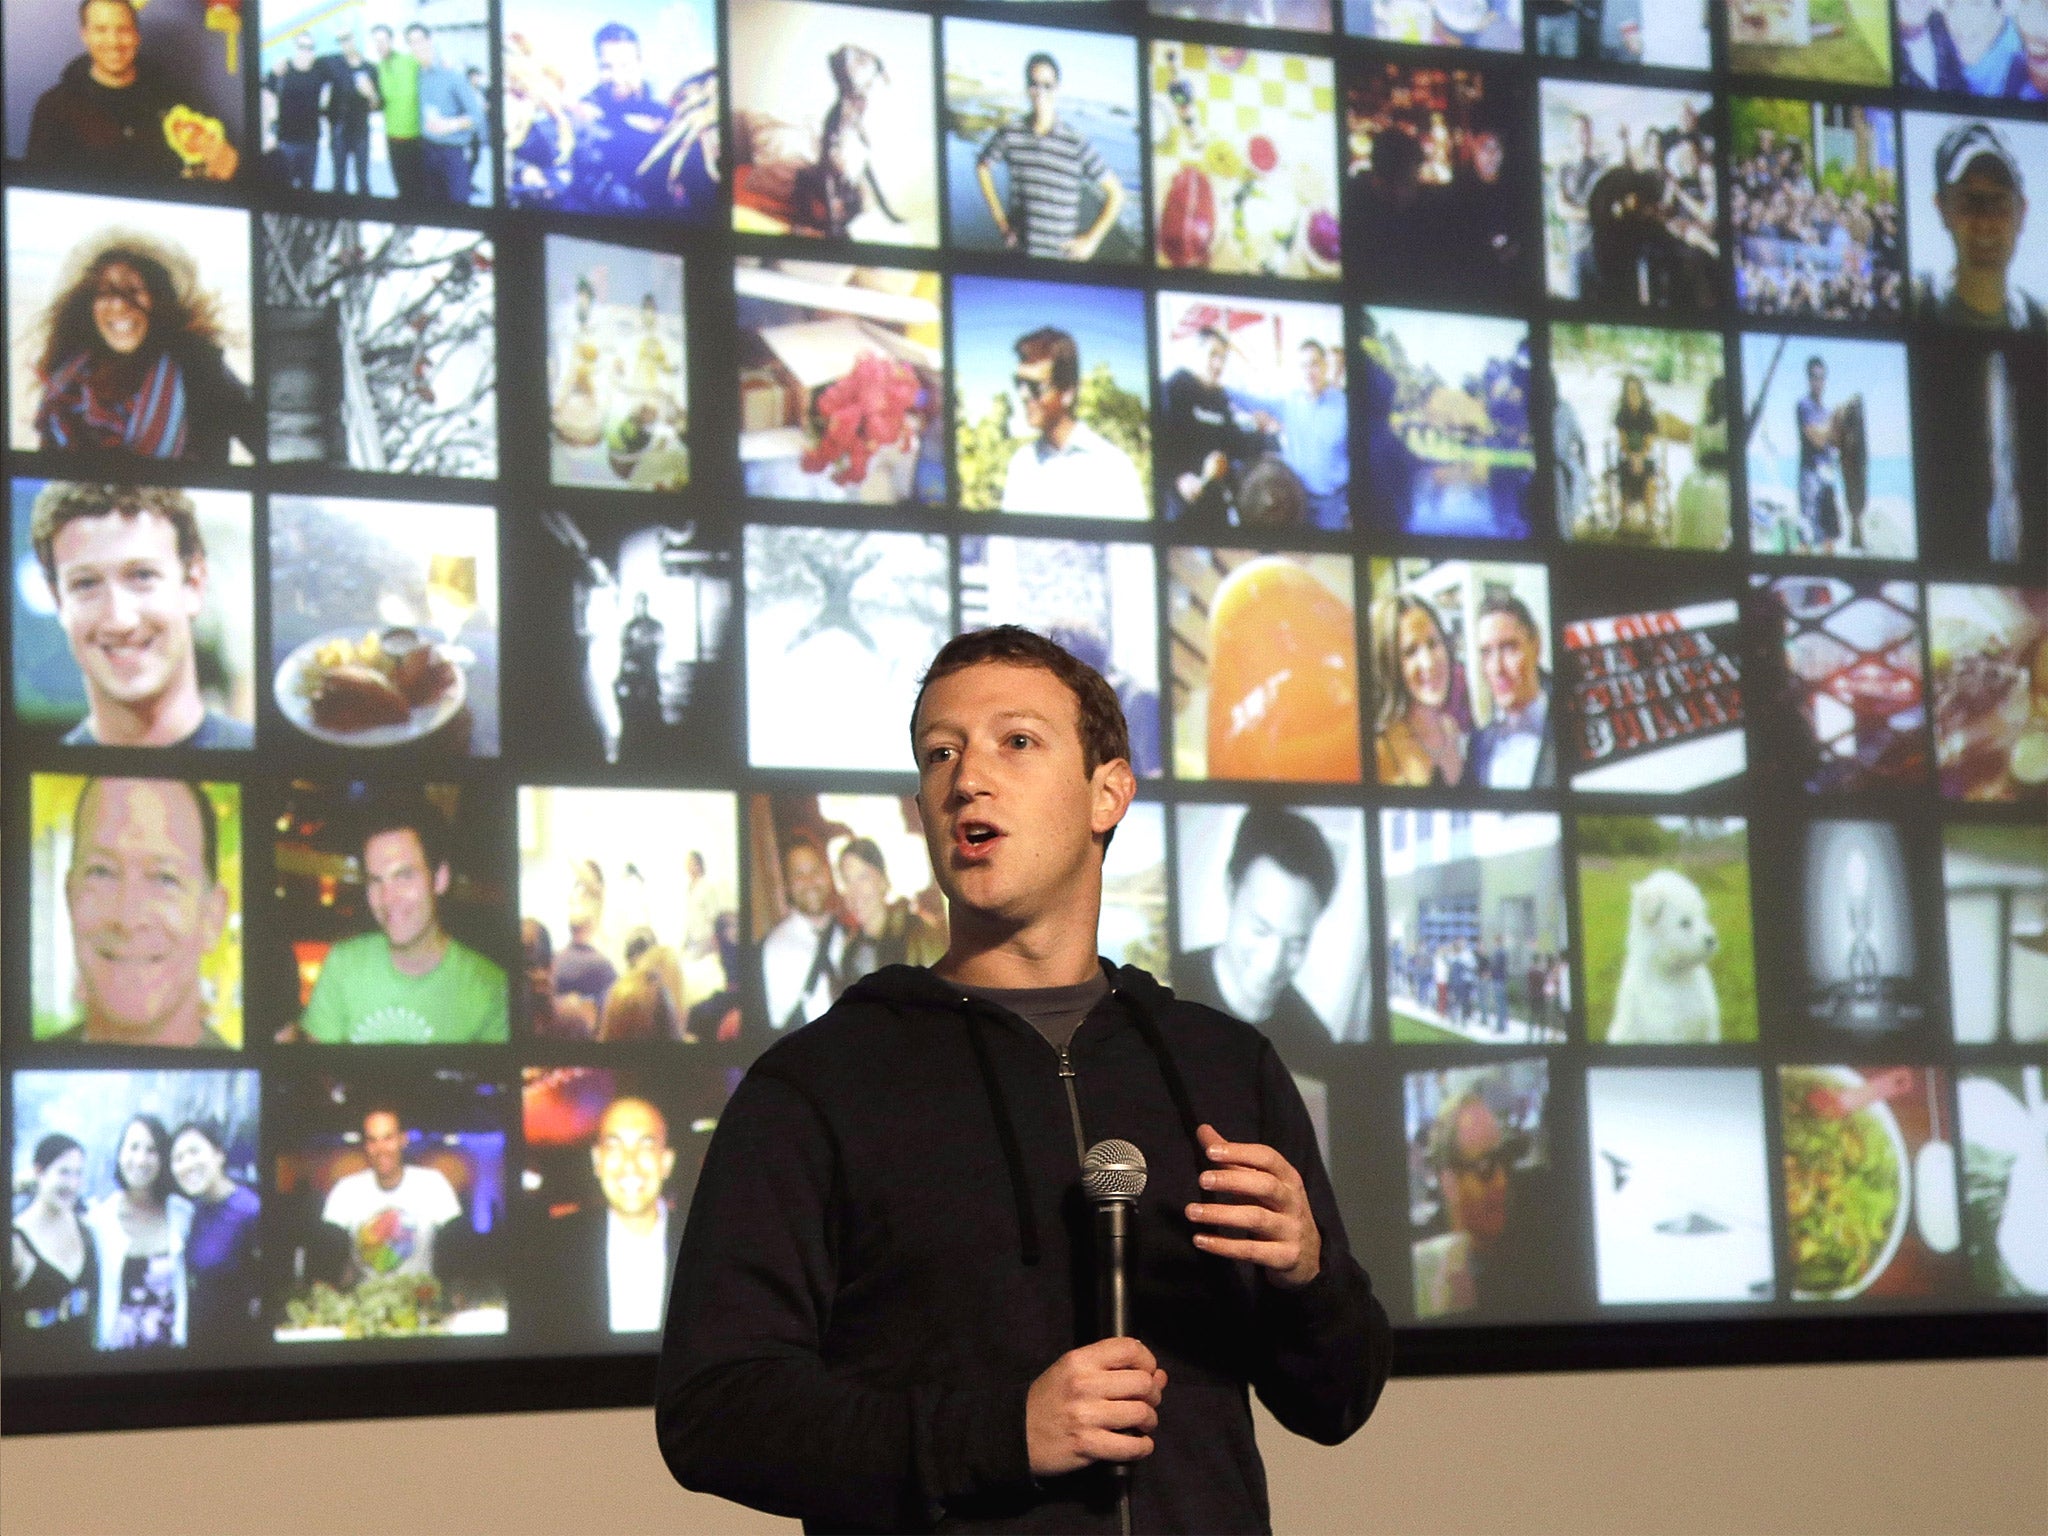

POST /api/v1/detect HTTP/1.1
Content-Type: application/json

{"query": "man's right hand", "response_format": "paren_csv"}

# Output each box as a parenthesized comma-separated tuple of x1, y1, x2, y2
(1024, 1337, 1166, 1478)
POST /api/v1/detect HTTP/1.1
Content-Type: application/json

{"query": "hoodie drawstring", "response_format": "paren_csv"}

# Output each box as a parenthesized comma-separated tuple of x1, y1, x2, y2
(963, 1007, 1042, 1266)
(1122, 1000, 1205, 1159)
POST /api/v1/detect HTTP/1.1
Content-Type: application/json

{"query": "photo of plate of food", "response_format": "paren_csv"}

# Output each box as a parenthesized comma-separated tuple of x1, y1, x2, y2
(1781, 1065, 1912, 1301)
(274, 625, 468, 747)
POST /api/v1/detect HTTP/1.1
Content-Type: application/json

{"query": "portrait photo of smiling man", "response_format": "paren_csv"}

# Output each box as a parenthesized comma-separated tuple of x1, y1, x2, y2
(17, 481, 255, 749)
(32, 773, 242, 1048)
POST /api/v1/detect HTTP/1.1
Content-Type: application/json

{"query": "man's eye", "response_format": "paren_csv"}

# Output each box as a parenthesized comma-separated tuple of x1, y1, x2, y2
(924, 746, 954, 765)
(1008, 734, 1033, 749)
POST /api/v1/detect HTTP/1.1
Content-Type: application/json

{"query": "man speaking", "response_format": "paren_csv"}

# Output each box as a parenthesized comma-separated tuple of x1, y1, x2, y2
(658, 627, 1389, 1532)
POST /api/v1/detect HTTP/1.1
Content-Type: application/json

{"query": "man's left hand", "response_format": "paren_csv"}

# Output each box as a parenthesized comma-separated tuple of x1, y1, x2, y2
(1184, 1122, 1321, 1289)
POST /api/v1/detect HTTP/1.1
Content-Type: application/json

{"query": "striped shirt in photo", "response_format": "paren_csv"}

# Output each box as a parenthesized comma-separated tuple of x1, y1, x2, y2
(978, 117, 1111, 258)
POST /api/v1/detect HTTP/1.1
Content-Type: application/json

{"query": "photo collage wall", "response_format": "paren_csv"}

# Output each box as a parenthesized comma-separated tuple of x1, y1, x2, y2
(4, 0, 2046, 1385)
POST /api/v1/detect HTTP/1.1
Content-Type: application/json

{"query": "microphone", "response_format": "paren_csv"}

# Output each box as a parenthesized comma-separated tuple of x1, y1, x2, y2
(1082, 1140, 1146, 1536)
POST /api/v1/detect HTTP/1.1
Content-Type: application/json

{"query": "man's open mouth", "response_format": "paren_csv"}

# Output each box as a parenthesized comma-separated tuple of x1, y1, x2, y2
(956, 820, 1002, 856)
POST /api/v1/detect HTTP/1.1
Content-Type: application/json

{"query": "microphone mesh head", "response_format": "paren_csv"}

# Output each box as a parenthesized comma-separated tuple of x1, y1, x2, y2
(1082, 1139, 1148, 1202)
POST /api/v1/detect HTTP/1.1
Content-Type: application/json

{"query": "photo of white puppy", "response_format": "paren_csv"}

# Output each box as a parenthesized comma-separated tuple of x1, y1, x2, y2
(1608, 868, 1721, 1044)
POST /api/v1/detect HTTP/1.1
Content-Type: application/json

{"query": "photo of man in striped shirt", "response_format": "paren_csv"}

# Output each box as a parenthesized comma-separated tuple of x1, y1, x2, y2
(976, 51, 1128, 261)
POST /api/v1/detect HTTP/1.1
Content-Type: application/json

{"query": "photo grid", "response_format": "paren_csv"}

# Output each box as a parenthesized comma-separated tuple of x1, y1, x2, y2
(5, 0, 2046, 1401)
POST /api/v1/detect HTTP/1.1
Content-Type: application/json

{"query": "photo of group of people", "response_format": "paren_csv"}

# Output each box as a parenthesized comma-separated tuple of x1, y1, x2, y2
(1541, 81, 1720, 312)
(519, 786, 741, 1043)
(750, 792, 944, 1032)
(1157, 292, 1348, 530)
(10, 1070, 262, 1362)
(1730, 97, 1904, 320)
(503, 0, 717, 219)
(260, 2, 493, 204)
(1381, 809, 1571, 1046)
(1344, 61, 1533, 302)
(10, 0, 2048, 1406)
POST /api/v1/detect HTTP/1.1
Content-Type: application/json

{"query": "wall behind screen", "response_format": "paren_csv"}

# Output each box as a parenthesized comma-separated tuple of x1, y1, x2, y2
(3, 1359, 2043, 1535)
(4, 0, 2047, 1432)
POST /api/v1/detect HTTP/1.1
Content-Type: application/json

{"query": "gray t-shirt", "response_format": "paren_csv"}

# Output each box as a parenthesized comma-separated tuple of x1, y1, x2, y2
(959, 970, 1111, 1052)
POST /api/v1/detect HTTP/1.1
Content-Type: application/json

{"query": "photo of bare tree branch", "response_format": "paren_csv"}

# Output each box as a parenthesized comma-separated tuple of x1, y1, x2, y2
(263, 216, 498, 478)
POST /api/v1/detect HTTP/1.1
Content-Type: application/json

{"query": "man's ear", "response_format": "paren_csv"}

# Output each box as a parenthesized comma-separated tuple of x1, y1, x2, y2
(433, 861, 451, 898)
(1090, 757, 1137, 840)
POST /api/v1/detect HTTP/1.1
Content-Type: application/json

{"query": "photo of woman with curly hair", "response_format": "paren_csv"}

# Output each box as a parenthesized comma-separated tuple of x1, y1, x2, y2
(7, 188, 254, 463)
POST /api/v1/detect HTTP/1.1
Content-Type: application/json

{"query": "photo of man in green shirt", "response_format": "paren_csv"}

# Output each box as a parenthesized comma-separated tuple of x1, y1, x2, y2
(300, 794, 508, 1045)
(369, 23, 424, 199)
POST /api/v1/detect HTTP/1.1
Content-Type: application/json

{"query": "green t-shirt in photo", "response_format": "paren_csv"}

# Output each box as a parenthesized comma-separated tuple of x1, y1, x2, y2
(301, 931, 509, 1045)
(378, 52, 422, 139)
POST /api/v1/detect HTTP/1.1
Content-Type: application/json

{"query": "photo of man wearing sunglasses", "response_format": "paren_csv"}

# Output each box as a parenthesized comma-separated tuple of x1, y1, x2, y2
(998, 324, 1149, 518)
